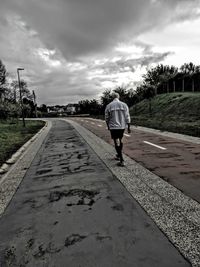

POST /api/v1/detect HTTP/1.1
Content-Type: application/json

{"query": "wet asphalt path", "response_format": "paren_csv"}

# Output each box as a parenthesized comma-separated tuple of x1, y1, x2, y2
(0, 120, 191, 267)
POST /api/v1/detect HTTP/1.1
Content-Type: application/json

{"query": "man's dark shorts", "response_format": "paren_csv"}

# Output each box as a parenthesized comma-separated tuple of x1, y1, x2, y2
(110, 129, 125, 139)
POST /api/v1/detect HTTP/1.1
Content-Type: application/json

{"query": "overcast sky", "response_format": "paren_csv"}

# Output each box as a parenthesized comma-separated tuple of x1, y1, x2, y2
(1, 0, 200, 105)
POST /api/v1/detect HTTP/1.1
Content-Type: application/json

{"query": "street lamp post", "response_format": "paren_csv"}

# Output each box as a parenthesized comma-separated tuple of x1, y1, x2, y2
(32, 90, 37, 118)
(17, 68, 25, 127)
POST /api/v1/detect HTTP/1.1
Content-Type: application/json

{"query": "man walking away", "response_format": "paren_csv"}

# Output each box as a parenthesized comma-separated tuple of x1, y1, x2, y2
(105, 92, 131, 167)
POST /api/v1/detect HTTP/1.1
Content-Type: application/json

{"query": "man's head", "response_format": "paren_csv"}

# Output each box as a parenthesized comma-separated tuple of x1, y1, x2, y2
(112, 92, 119, 99)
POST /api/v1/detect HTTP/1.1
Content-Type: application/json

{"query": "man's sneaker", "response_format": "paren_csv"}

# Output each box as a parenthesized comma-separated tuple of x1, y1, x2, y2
(117, 161, 125, 167)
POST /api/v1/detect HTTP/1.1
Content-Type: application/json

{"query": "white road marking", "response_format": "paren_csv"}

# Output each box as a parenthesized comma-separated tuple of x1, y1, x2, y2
(97, 124, 102, 127)
(124, 134, 131, 137)
(143, 141, 166, 150)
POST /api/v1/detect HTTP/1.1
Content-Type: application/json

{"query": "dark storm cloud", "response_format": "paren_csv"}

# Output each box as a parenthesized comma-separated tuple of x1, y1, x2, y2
(1, 0, 200, 104)
(2, 0, 200, 60)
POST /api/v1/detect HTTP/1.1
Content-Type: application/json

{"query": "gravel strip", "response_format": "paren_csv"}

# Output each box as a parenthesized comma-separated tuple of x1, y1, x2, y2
(0, 120, 52, 216)
(66, 119, 200, 267)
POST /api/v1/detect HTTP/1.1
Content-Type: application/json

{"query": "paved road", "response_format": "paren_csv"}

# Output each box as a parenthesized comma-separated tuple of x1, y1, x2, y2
(0, 120, 191, 267)
(71, 117, 200, 203)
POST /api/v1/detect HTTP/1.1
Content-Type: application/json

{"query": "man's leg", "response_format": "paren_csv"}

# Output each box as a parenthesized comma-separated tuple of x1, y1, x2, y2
(114, 138, 124, 165)
(114, 139, 120, 160)
(119, 138, 124, 164)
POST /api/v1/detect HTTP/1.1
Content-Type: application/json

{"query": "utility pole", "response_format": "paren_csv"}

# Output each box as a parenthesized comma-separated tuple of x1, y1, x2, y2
(17, 68, 25, 127)
(32, 90, 37, 117)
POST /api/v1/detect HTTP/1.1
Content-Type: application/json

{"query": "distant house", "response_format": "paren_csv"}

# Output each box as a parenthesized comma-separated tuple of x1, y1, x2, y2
(47, 106, 57, 114)
(46, 104, 80, 116)
(57, 108, 64, 115)
(47, 105, 65, 116)
(66, 104, 80, 115)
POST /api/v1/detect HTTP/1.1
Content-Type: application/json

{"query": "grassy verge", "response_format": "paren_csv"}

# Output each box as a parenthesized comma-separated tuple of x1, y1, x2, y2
(0, 120, 45, 166)
(130, 92, 200, 137)
(131, 116, 200, 137)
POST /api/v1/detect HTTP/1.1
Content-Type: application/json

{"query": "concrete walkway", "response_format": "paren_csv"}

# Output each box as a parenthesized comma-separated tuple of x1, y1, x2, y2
(0, 119, 196, 266)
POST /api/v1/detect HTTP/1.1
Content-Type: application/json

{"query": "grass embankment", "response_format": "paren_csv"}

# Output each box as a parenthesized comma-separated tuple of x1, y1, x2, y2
(0, 120, 45, 166)
(130, 92, 200, 137)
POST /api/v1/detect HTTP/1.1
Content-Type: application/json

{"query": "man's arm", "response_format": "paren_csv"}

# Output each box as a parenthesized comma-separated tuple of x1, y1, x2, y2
(105, 106, 110, 130)
(125, 104, 131, 133)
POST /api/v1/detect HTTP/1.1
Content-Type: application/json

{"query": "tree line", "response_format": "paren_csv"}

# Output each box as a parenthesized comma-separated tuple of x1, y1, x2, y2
(1, 58, 200, 119)
(0, 60, 36, 120)
(78, 62, 200, 115)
